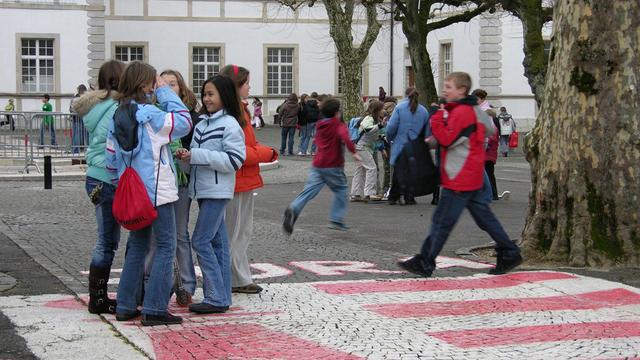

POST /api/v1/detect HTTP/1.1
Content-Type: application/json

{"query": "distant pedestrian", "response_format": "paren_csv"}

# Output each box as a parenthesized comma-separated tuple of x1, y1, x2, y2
(298, 93, 320, 155)
(73, 59, 125, 315)
(176, 75, 246, 314)
(2, 99, 15, 131)
(252, 97, 264, 129)
(106, 61, 192, 326)
(283, 97, 362, 234)
(485, 108, 500, 200)
(386, 88, 429, 205)
(350, 100, 385, 202)
(497, 106, 516, 157)
(472, 88, 491, 111)
(220, 64, 278, 295)
(398, 72, 521, 278)
(70, 84, 88, 154)
(278, 93, 299, 156)
(378, 86, 387, 102)
(39, 94, 56, 146)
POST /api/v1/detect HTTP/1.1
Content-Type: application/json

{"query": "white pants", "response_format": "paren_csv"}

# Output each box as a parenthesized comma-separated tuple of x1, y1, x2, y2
(225, 191, 255, 287)
(350, 149, 378, 197)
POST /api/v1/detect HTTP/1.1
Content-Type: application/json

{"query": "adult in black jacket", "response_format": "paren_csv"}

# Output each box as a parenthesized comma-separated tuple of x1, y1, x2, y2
(297, 94, 320, 155)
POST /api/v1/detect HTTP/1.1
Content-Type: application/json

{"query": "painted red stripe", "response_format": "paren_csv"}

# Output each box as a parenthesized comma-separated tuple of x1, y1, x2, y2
(314, 272, 576, 295)
(427, 321, 640, 349)
(150, 324, 363, 360)
(365, 288, 640, 317)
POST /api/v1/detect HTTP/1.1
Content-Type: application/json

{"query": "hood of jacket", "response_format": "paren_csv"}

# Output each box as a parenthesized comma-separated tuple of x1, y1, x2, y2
(445, 96, 495, 137)
(113, 102, 140, 152)
(73, 90, 118, 117)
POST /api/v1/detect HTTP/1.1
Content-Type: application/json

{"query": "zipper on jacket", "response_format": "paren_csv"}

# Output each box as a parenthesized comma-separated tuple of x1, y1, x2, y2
(192, 166, 197, 198)
(214, 170, 218, 184)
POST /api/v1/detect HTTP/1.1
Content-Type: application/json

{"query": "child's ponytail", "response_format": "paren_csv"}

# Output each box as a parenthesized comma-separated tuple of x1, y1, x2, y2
(406, 87, 419, 114)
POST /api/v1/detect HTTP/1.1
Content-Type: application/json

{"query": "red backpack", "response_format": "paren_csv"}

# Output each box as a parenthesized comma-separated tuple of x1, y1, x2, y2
(111, 103, 158, 231)
(112, 166, 157, 231)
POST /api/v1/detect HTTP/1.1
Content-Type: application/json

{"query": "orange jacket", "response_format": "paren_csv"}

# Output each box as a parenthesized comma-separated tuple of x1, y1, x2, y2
(235, 103, 278, 193)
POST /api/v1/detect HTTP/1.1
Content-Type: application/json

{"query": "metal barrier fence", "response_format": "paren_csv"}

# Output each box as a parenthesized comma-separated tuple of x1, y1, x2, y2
(0, 111, 87, 173)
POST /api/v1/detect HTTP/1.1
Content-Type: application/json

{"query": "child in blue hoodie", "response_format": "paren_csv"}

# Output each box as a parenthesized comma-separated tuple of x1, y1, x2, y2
(105, 61, 192, 326)
(176, 75, 246, 314)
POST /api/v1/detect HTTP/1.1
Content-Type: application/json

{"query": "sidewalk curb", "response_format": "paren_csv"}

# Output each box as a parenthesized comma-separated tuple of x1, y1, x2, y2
(0, 161, 280, 181)
(0, 272, 17, 292)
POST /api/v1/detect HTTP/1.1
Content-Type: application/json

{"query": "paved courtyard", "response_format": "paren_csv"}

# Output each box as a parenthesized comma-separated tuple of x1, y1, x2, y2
(1, 126, 639, 359)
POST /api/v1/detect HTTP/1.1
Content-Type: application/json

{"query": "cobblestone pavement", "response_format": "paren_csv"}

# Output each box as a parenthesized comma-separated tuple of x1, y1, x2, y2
(1, 271, 639, 359)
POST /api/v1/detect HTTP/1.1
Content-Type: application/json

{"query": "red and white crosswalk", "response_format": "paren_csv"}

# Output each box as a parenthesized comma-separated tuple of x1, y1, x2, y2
(2, 270, 639, 359)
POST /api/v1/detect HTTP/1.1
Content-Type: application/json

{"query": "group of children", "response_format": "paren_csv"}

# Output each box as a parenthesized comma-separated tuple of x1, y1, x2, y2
(284, 71, 522, 278)
(77, 59, 521, 326)
(77, 59, 276, 326)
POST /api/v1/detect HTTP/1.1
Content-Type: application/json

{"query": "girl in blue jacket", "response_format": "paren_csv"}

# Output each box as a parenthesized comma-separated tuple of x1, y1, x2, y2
(176, 75, 246, 314)
(105, 61, 192, 326)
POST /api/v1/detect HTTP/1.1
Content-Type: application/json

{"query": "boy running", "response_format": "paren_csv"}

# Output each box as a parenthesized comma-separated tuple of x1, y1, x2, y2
(283, 97, 361, 233)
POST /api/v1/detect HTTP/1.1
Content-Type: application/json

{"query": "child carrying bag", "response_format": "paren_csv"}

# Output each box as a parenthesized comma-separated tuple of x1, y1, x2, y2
(111, 103, 157, 231)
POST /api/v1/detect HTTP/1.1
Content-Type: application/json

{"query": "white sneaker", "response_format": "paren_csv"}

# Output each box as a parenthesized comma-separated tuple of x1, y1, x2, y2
(499, 191, 511, 200)
(297, 151, 304, 156)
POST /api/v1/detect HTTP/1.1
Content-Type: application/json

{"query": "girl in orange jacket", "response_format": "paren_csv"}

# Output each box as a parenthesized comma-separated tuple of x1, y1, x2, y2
(220, 65, 278, 293)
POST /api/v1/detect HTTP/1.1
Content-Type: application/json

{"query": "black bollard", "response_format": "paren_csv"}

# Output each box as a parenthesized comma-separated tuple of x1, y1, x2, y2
(44, 155, 52, 189)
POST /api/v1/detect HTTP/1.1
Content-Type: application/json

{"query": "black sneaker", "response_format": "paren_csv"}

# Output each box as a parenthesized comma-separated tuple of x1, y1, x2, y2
(188, 302, 229, 314)
(283, 207, 297, 235)
(397, 255, 432, 277)
(328, 222, 349, 231)
(141, 313, 183, 326)
(115, 310, 140, 321)
(489, 253, 523, 275)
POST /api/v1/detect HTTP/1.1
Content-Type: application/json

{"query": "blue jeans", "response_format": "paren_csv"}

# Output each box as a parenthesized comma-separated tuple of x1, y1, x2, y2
(71, 116, 85, 153)
(174, 186, 196, 294)
(191, 199, 231, 307)
(280, 127, 296, 155)
(419, 188, 520, 272)
(117, 203, 176, 316)
(290, 167, 348, 224)
(143, 186, 196, 295)
(85, 177, 121, 269)
(39, 122, 56, 145)
(298, 123, 315, 154)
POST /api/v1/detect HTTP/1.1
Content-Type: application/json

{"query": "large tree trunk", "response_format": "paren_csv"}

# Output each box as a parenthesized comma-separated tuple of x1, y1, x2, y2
(407, 29, 438, 105)
(522, 0, 640, 267)
(339, 56, 365, 121)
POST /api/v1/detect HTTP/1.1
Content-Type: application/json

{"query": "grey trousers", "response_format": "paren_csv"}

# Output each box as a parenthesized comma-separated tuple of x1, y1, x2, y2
(225, 191, 255, 287)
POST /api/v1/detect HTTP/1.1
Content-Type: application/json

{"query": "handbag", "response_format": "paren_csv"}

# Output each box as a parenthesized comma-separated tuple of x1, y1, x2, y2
(509, 132, 519, 148)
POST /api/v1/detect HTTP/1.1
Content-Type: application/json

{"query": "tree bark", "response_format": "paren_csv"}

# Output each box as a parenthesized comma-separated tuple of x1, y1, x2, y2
(522, 0, 640, 267)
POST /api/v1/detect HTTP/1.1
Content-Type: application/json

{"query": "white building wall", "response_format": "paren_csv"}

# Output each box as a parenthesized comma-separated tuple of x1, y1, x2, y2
(1, 1, 539, 130)
(0, 6, 88, 112)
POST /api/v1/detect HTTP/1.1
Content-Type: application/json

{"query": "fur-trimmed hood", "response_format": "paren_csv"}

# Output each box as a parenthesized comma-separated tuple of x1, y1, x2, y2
(73, 90, 118, 117)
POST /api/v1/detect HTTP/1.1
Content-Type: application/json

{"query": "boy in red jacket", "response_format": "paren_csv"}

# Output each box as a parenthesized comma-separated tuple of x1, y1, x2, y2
(398, 72, 521, 277)
(283, 98, 361, 233)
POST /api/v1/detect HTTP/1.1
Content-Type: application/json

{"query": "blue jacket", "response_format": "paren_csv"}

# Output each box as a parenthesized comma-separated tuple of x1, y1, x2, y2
(105, 86, 192, 207)
(188, 109, 246, 200)
(386, 99, 430, 166)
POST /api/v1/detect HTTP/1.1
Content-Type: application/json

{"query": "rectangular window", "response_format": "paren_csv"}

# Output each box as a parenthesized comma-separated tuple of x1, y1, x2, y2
(266, 48, 294, 95)
(337, 64, 364, 95)
(21, 39, 54, 93)
(439, 42, 453, 89)
(191, 47, 221, 91)
(114, 46, 144, 62)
